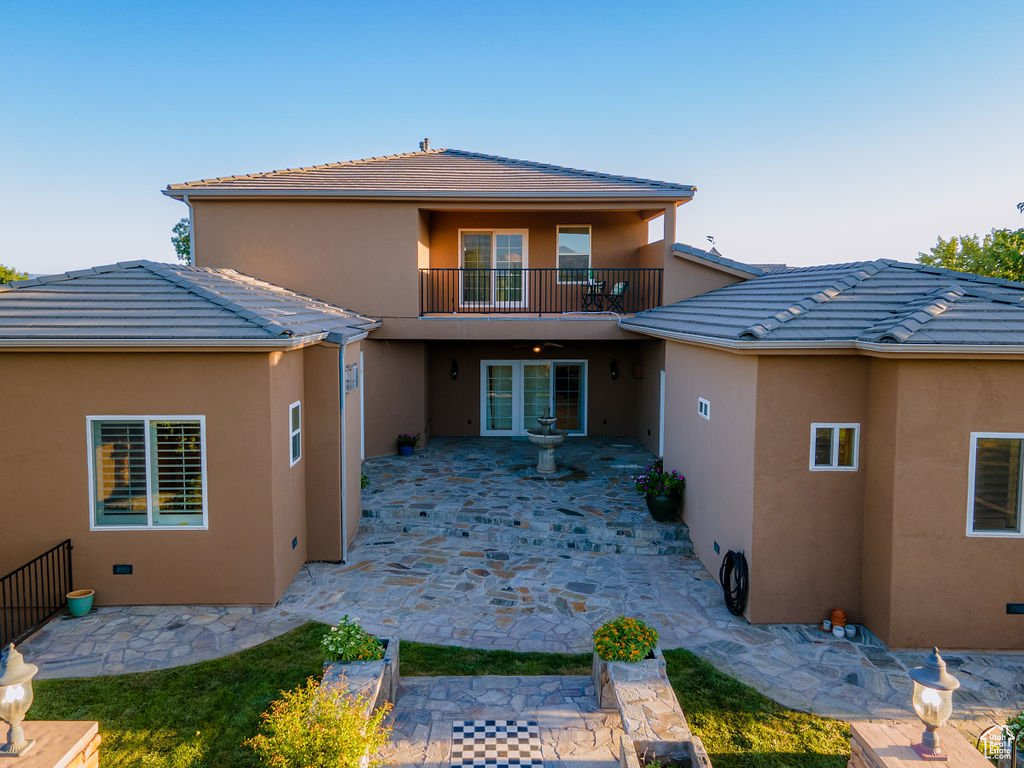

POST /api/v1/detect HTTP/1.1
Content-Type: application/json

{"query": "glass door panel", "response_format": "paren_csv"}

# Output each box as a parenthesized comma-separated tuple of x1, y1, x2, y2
(554, 363, 585, 432)
(522, 363, 551, 432)
(484, 364, 514, 432)
(494, 233, 524, 306)
(481, 360, 586, 436)
(462, 232, 492, 304)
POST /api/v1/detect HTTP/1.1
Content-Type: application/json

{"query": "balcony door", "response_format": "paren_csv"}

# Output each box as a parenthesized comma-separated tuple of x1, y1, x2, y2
(460, 230, 528, 309)
(480, 360, 587, 436)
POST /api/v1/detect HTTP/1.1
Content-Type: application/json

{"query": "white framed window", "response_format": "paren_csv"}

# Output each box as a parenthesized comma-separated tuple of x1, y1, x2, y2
(459, 229, 529, 307)
(809, 423, 859, 471)
(556, 225, 591, 283)
(289, 401, 302, 466)
(87, 416, 207, 530)
(697, 397, 711, 421)
(967, 433, 1024, 537)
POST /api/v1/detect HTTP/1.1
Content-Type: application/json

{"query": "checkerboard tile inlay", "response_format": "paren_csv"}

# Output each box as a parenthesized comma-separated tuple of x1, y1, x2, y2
(450, 719, 543, 768)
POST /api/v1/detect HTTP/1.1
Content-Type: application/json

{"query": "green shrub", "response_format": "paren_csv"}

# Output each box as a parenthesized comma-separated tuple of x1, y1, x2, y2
(1008, 710, 1024, 739)
(593, 616, 659, 662)
(321, 616, 385, 662)
(246, 677, 391, 768)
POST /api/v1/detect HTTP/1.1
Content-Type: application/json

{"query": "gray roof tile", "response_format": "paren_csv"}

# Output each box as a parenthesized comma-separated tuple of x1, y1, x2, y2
(623, 260, 1024, 348)
(165, 148, 695, 199)
(673, 243, 766, 276)
(0, 261, 377, 345)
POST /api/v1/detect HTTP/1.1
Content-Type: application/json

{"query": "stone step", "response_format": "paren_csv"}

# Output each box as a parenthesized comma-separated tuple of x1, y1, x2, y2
(357, 513, 693, 556)
(361, 502, 689, 539)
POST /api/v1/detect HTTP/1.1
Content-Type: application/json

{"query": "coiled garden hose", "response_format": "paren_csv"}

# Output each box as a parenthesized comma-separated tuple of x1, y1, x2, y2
(719, 550, 749, 616)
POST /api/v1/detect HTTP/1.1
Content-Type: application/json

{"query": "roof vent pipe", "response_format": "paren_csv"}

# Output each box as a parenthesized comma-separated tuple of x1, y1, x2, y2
(419, 137, 430, 151)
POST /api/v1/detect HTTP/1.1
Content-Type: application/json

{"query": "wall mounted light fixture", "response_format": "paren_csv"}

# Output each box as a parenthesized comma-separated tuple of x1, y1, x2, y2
(610, 359, 619, 380)
(449, 359, 459, 380)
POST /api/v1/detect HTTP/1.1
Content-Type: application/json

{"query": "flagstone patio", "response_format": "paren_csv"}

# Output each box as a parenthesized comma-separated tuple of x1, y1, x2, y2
(19, 437, 1024, 732)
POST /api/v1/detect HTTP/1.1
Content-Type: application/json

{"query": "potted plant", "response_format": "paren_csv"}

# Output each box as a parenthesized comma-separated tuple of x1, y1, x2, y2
(396, 433, 419, 456)
(321, 615, 386, 663)
(633, 460, 685, 522)
(591, 616, 665, 710)
(66, 588, 95, 618)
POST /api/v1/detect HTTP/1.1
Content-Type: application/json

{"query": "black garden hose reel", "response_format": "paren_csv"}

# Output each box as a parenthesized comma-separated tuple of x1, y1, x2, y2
(719, 549, 749, 616)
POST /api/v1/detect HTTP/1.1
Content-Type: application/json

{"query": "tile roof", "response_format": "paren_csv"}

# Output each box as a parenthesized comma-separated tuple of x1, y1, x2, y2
(673, 243, 766, 277)
(164, 148, 695, 200)
(0, 261, 377, 346)
(621, 260, 1024, 350)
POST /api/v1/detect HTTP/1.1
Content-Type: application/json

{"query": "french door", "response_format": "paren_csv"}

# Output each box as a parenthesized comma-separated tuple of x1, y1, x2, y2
(460, 230, 528, 308)
(480, 360, 587, 436)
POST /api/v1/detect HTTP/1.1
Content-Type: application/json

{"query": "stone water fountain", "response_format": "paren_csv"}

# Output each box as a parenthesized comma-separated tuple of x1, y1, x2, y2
(525, 407, 566, 474)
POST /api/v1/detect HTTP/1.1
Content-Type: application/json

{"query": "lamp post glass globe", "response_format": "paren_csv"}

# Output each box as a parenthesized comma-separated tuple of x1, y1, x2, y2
(0, 644, 38, 757)
(908, 647, 959, 760)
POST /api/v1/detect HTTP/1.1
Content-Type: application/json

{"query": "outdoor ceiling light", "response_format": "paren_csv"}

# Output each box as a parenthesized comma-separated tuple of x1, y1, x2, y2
(908, 647, 960, 760)
(610, 359, 619, 380)
(0, 644, 38, 758)
(450, 359, 458, 380)
(532, 345, 542, 354)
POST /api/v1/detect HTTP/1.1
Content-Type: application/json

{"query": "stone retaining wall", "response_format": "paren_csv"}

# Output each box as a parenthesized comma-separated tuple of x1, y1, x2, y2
(322, 637, 400, 714)
(594, 649, 712, 768)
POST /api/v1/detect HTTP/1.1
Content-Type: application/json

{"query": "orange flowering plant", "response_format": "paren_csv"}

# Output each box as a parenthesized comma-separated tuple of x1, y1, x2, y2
(593, 616, 658, 662)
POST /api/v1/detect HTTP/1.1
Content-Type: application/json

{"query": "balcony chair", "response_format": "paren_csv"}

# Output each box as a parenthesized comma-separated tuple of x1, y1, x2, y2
(605, 281, 629, 312)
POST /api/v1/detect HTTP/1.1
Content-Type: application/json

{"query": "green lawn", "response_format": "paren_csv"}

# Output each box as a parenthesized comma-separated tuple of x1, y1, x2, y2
(30, 622, 849, 768)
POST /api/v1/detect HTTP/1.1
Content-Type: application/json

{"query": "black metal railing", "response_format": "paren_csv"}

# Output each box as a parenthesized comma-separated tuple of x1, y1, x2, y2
(0, 539, 73, 646)
(419, 268, 663, 315)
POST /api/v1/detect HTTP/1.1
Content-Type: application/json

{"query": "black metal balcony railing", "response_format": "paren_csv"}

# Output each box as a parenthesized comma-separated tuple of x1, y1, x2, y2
(0, 539, 73, 646)
(419, 268, 663, 315)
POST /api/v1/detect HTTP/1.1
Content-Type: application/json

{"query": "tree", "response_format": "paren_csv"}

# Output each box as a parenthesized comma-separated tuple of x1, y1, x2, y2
(0, 264, 27, 284)
(918, 227, 1024, 283)
(171, 218, 191, 264)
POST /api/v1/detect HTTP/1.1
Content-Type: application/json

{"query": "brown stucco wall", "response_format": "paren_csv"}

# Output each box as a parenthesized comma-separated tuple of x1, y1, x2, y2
(635, 341, 665, 456)
(0, 351, 287, 605)
(663, 342, 758, 619)
(362, 339, 428, 457)
(860, 359, 898, 642)
(427, 210, 649, 270)
(879, 359, 1024, 649)
(192, 199, 423, 318)
(751, 356, 868, 624)
(426, 341, 647, 438)
(269, 350, 308, 598)
(664, 252, 746, 304)
(303, 344, 343, 562)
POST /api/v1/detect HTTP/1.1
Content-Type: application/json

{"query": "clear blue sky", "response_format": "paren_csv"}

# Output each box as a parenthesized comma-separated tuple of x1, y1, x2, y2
(3, 1, 1022, 274)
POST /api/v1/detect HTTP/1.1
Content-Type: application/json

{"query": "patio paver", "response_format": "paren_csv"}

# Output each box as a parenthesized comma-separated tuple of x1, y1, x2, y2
(385, 676, 621, 768)
(20, 438, 1024, 733)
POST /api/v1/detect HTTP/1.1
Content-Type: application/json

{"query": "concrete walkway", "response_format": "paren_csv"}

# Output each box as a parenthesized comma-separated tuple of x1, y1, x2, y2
(24, 529, 1024, 730)
(20, 438, 1024, 733)
(386, 676, 620, 768)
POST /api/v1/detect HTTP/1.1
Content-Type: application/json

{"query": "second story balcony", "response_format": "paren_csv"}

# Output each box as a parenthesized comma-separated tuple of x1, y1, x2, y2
(418, 267, 663, 316)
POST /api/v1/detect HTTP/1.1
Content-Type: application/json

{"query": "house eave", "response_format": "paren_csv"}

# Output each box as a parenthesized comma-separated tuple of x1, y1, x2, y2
(161, 188, 695, 203)
(0, 334, 331, 350)
(619, 321, 1024, 357)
